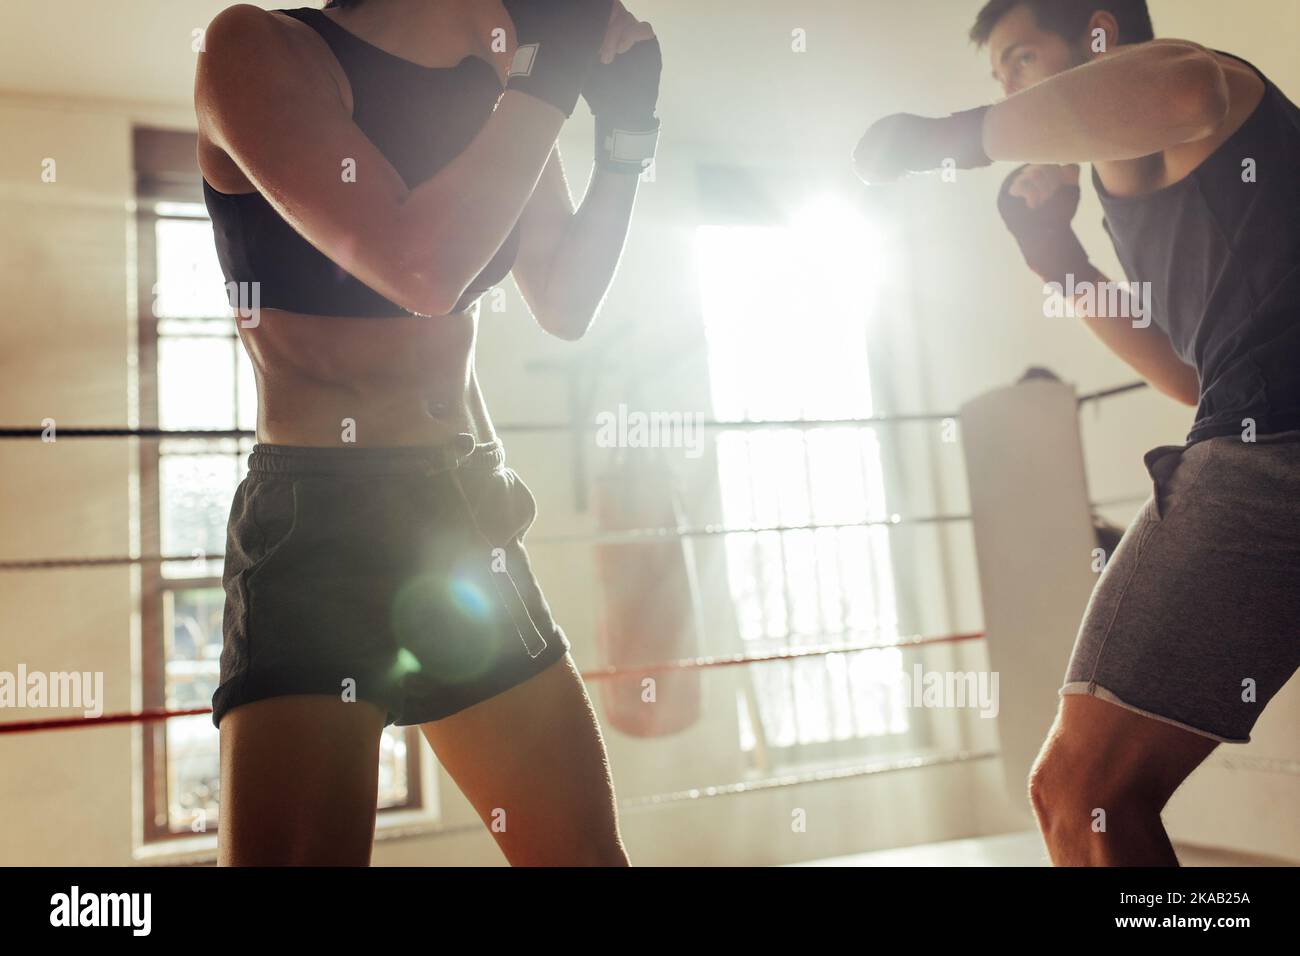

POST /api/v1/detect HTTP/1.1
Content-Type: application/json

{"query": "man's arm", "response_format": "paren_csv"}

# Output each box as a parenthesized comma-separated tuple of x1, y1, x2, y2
(982, 39, 1230, 165)
(1069, 263, 1200, 406)
(996, 163, 1197, 407)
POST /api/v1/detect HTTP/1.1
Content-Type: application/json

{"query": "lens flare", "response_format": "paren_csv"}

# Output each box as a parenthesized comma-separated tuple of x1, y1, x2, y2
(449, 574, 492, 620)
(390, 571, 502, 685)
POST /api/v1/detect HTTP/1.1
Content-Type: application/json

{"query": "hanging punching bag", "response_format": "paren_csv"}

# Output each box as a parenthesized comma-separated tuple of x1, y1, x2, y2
(593, 448, 702, 736)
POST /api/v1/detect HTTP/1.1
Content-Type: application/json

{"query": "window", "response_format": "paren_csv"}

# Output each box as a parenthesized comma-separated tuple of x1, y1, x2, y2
(695, 197, 915, 765)
(133, 129, 421, 844)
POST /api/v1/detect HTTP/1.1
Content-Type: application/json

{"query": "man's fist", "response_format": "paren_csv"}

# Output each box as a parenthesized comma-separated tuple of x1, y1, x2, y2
(997, 163, 1091, 287)
(853, 107, 991, 184)
(1006, 163, 1081, 210)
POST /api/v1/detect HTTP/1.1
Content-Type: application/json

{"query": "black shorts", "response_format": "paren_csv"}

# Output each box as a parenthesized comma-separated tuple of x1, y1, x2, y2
(211, 436, 570, 728)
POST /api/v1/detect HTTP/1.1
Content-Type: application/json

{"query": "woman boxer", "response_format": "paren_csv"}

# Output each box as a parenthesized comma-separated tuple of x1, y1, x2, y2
(194, 0, 660, 865)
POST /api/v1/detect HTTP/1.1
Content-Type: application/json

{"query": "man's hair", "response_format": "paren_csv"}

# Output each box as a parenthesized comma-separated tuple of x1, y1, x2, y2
(323, 0, 362, 8)
(970, 0, 1154, 48)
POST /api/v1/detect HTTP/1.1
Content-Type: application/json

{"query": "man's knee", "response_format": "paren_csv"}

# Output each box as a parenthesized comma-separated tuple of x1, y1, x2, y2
(1028, 731, 1164, 835)
(1028, 740, 1074, 828)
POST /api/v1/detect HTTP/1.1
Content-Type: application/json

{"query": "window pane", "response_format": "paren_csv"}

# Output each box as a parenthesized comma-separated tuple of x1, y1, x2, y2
(165, 714, 220, 834)
(237, 345, 257, 432)
(154, 218, 231, 319)
(377, 728, 411, 809)
(164, 588, 223, 833)
(166, 587, 223, 703)
(158, 337, 236, 431)
(154, 201, 208, 219)
(157, 318, 236, 337)
(160, 452, 239, 577)
(696, 201, 907, 757)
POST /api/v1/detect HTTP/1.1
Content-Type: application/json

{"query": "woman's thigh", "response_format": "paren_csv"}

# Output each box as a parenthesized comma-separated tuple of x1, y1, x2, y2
(419, 654, 628, 866)
(218, 694, 388, 866)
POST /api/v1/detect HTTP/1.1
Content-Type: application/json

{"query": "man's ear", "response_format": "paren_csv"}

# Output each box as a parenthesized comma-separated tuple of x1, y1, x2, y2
(1084, 11, 1121, 57)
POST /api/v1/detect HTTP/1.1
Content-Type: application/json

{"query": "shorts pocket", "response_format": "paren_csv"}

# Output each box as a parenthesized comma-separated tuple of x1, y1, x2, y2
(243, 479, 302, 584)
(502, 468, 538, 542)
(458, 466, 538, 545)
(1142, 441, 1215, 522)
(1142, 446, 1181, 521)
(220, 479, 300, 688)
(449, 467, 549, 657)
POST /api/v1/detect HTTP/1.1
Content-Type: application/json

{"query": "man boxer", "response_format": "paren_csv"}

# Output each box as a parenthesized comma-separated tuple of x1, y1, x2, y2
(855, 0, 1300, 866)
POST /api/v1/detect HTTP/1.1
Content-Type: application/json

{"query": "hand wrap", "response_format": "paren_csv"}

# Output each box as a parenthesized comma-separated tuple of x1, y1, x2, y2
(503, 0, 614, 117)
(583, 36, 662, 173)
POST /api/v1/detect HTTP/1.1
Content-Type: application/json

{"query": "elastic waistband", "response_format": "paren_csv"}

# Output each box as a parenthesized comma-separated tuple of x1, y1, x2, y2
(1187, 412, 1300, 445)
(247, 435, 505, 477)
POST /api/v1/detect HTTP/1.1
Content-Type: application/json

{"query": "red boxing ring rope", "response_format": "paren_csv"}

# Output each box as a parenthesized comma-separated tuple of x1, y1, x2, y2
(0, 631, 985, 735)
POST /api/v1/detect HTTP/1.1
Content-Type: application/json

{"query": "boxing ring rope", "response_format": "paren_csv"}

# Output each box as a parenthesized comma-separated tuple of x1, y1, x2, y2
(0, 631, 986, 736)
(0, 514, 977, 573)
(0, 379, 1151, 442)
(618, 749, 1000, 810)
(206, 748, 1005, 853)
(0, 707, 215, 735)
(135, 737, 1299, 858)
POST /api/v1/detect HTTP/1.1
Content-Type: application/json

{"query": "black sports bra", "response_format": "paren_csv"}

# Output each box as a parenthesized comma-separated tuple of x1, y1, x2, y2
(202, 6, 520, 317)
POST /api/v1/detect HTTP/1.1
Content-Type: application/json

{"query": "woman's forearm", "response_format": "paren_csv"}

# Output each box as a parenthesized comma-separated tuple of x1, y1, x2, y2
(394, 92, 566, 315)
(983, 40, 1230, 165)
(537, 167, 642, 339)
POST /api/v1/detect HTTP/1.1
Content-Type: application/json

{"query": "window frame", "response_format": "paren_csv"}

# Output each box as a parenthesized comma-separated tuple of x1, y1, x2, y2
(132, 127, 423, 845)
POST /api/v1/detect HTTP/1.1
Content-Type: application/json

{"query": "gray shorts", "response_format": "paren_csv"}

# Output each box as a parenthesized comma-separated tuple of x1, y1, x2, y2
(1063, 430, 1300, 743)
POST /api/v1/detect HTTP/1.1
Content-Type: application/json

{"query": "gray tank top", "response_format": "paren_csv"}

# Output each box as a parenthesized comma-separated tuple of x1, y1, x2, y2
(1093, 50, 1300, 443)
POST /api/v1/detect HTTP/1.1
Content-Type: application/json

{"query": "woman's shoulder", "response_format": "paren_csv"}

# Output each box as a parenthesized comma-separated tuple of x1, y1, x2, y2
(198, 4, 346, 110)
(203, 5, 341, 79)
(205, 4, 289, 49)
(195, 5, 349, 189)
